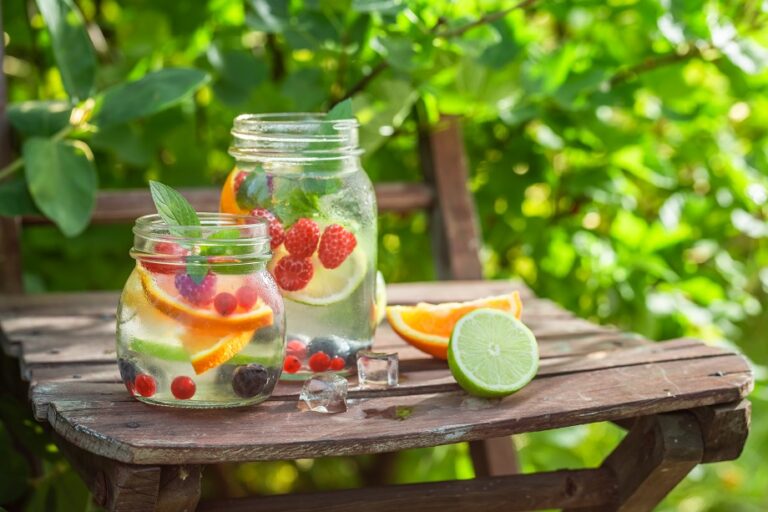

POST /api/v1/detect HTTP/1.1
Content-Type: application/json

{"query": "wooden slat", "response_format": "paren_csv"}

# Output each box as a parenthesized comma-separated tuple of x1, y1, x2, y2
(38, 354, 750, 464)
(18, 183, 434, 226)
(198, 468, 616, 512)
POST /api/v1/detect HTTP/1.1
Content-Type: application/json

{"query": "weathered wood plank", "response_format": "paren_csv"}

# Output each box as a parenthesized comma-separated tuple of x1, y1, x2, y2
(17, 183, 433, 228)
(41, 354, 750, 464)
(198, 468, 616, 512)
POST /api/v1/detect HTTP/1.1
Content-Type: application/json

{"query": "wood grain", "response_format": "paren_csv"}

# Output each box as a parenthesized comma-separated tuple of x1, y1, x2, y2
(41, 354, 750, 464)
(198, 468, 616, 512)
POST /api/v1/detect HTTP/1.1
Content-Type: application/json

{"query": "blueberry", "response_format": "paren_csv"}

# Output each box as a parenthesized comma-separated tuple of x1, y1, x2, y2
(118, 358, 137, 384)
(232, 364, 269, 398)
(253, 324, 280, 343)
(345, 341, 370, 366)
(307, 336, 351, 361)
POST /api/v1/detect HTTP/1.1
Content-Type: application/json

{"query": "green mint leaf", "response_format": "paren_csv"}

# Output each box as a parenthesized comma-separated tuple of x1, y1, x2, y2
(200, 228, 246, 257)
(235, 171, 271, 210)
(326, 98, 354, 120)
(272, 185, 320, 226)
(149, 181, 201, 238)
(185, 255, 208, 284)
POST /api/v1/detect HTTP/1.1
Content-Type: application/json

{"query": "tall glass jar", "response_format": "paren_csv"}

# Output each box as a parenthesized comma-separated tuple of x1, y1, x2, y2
(116, 213, 285, 408)
(220, 114, 377, 378)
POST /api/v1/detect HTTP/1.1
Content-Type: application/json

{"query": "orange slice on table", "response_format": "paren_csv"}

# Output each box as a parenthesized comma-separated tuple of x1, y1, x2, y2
(180, 329, 254, 374)
(137, 267, 273, 336)
(386, 292, 523, 360)
(220, 169, 250, 215)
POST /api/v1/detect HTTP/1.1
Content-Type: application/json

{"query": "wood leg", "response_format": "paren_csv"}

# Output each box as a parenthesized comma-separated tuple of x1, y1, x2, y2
(53, 432, 201, 512)
(692, 400, 751, 463)
(567, 412, 703, 512)
(469, 436, 519, 477)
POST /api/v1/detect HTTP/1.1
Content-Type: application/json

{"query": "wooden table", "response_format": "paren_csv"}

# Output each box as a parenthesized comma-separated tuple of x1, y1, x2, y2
(0, 281, 753, 512)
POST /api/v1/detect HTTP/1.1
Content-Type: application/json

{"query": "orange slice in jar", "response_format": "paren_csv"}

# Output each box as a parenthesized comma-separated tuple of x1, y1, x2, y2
(386, 292, 523, 360)
(180, 329, 254, 374)
(137, 267, 273, 337)
(220, 169, 250, 215)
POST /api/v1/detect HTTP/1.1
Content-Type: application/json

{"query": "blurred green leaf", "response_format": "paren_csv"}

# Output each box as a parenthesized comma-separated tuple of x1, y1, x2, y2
(34, 0, 96, 100)
(93, 69, 210, 128)
(0, 177, 39, 216)
(351, 0, 404, 14)
(7, 101, 71, 137)
(23, 138, 97, 237)
(0, 422, 29, 503)
(245, 0, 290, 33)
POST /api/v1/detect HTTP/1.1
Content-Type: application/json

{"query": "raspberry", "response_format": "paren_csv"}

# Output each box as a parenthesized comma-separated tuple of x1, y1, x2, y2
(273, 256, 314, 291)
(142, 241, 187, 274)
(214, 292, 238, 316)
(329, 357, 346, 371)
(175, 272, 217, 306)
(283, 355, 301, 373)
(171, 376, 196, 399)
(235, 285, 259, 310)
(134, 374, 156, 397)
(284, 218, 320, 258)
(286, 339, 307, 359)
(250, 208, 285, 249)
(318, 224, 357, 269)
(233, 171, 247, 193)
(308, 352, 331, 372)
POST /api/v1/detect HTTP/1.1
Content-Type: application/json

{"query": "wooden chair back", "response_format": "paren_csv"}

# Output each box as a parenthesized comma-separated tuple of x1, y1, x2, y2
(0, 117, 482, 293)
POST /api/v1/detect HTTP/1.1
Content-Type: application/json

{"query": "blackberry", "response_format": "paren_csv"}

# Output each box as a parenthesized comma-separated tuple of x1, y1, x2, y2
(232, 364, 269, 398)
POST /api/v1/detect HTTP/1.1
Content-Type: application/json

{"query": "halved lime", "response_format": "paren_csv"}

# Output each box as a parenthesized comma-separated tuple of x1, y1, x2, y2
(270, 246, 367, 306)
(448, 309, 539, 398)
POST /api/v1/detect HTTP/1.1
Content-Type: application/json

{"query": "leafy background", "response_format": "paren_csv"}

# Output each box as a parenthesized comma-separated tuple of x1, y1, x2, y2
(1, 0, 767, 510)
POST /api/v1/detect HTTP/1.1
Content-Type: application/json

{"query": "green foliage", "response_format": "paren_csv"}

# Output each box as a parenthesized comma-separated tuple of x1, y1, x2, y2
(3, 0, 768, 510)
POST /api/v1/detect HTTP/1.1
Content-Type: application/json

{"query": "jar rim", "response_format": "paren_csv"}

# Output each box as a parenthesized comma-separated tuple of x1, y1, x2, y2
(133, 213, 269, 239)
(233, 112, 359, 129)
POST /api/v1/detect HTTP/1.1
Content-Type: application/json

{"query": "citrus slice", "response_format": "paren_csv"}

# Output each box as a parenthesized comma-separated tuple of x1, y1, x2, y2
(181, 329, 254, 374)
(386, 291, 522, 360)
(269, 246, 367, 306)
(374, 271, 387, 325)
(137, 267, 273, 336)
(220, 169, 249, 215)
(448, 309, 538, 397)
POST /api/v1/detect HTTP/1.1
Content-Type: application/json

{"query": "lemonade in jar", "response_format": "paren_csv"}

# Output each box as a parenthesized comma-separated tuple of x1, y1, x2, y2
(221, 112, 377, 378)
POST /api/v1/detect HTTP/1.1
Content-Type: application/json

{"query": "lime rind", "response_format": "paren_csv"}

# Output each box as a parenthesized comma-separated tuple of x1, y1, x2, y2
(129, 337, 269, 366)
(448, 309, 539, 398)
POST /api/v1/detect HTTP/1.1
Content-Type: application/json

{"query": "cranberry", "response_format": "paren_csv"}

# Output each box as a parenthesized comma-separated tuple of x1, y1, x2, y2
(283, 355, 301, 374)
(142, 242, 187, 274)
(286, 340, 307, 360)
(171, 376, 196, 399)
(329, 357, 346, 371)
(308, 352, 331, 373)
(235, 286, 259, 310)
(214, 292, 238, 316)
(134, 374, 157, 397)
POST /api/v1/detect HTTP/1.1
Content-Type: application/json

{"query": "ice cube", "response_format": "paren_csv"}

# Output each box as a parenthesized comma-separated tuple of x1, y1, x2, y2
(298, 374, 348, 413)
(356, 351, 398, 389)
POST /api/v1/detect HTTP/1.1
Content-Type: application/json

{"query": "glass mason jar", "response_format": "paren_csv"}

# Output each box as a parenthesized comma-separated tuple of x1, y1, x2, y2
(220, 113, 377, 379)
(116, 213, 285, 408)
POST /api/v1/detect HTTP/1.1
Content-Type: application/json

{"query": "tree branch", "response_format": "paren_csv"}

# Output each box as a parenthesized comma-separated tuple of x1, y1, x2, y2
(436, 0, 539, 38)
(609, 46, 704, 86)
(331, 60, 388, 107)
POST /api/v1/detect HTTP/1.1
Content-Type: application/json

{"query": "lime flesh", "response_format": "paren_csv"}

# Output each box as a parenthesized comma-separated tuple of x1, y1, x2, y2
(448, 309, 539, 398)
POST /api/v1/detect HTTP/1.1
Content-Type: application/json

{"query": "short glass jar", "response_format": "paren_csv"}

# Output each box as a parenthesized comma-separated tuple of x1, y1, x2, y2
(220, 114, 377, 378)
(116, 213, 285, 408)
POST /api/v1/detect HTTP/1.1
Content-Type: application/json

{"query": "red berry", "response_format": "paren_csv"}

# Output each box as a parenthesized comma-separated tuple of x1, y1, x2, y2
(318, 224, 357, 269)
(175, 272, 217, 306)
(235, 286, 259, 310)
(214, 292, 238, 316)
(284, 218, 320, 258)
(286, 340, 307, 359)
(283, 355, 301, 373)
(171, 376, 196, 399)
(233, 171, 247, 193)
(308, 352, 331, 372)
(273, 256, 314, 291)
(250, 208, 285, 250)
(134, 374, 157, 397)
(142, 242, 187, 274)
(329, 357, 346, 371)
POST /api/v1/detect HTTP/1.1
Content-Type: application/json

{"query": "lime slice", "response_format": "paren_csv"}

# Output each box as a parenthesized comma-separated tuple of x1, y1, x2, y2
(448, 309, 539, 398)
(271, 246, 367, 306)
(130, 337, 269, 366)
(374, 271, 387, 324)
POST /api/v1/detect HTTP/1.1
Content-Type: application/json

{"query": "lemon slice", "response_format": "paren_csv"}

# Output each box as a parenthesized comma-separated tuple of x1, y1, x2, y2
(270, 246, 367, 306)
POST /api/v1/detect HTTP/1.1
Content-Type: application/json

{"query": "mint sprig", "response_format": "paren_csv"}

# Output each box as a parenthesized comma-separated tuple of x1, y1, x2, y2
(148, 181, 201, 238)
(326, 98, 353, 120)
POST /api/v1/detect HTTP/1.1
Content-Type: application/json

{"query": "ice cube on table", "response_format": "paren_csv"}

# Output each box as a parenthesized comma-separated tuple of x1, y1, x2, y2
(356, 351, 399, 389)
(298, 374, 348, 413)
